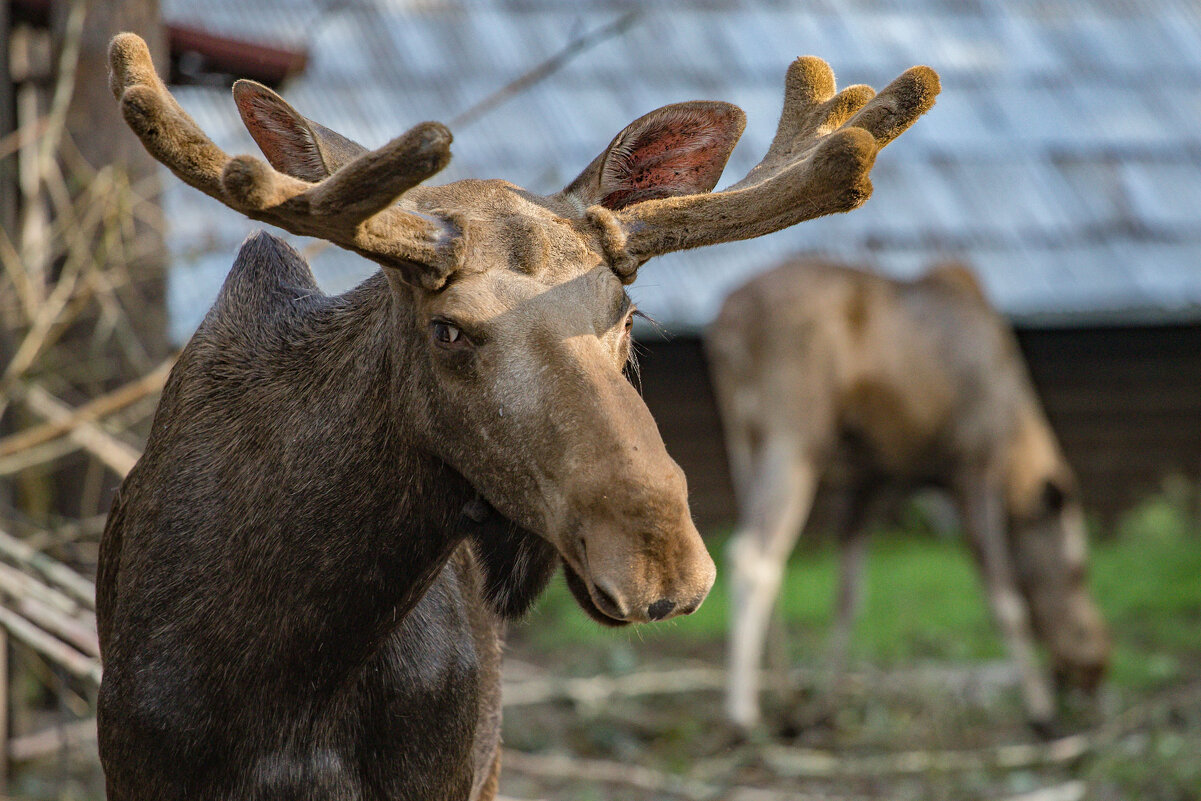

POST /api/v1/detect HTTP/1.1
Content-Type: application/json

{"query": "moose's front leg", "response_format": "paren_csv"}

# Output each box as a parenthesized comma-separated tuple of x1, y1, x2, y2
(959, 473, 1056, 733)
(726, 443, 820, 731)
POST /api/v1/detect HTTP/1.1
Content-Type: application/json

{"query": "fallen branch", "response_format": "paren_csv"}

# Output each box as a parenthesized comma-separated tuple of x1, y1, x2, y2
(761, 734, 1090, 777)
(995, 782, 1086, 801)
(503, 666, 725, 708)
(763, 678, 1201, 779)
(0, 562, 82, 617)
(19, 383, 141, 476)
(0, 355, 172, 458)
(500, 661, 1022, 710)
(501, 749, 843, 801)
(23, 513, 108, 551)
(17, 594, 99, 657)
(8, 717, 96, 763)
(0, 526, 97, 610)
(502, 749, 709, 799)
(0, 604, 101, 686)
(0, 435, 81, 476)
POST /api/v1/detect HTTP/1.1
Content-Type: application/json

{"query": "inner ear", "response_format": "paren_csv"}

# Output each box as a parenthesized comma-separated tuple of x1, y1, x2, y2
(561, 101, 745, 211)
(233, 80, 368, 183)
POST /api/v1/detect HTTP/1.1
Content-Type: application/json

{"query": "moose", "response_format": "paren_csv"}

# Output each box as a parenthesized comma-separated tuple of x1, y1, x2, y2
(97, 33, 937, 800)
(708, 259, 1110, 735)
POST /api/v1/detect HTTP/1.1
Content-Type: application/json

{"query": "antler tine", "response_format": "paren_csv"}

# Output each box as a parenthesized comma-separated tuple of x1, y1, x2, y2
(611, 57, 939, 264)
(729, 57, 876, 192)
(110, 33, 231, 202)
(109, 33, 462, 284)
(220, 123, 461, 280)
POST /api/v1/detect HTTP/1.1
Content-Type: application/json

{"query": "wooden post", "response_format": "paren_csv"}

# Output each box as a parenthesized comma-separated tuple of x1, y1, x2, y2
(0, 629, 9, 794)
(0, 0, 18, 519)
(0, 0, 16, 241)
(2, 6, 18, 786)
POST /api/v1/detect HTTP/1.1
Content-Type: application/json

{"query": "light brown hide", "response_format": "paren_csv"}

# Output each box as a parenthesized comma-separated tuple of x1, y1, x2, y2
(708, 260, 1109, 732)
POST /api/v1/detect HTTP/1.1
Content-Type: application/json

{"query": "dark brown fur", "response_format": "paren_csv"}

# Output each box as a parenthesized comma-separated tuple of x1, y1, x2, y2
(97, 240, 546, 800)
(98, 35, 938, 800)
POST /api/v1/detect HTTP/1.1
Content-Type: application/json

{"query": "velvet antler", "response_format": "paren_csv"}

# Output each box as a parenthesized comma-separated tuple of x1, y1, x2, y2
(604, 57, 940, 271)
(108, 33, 463, 287)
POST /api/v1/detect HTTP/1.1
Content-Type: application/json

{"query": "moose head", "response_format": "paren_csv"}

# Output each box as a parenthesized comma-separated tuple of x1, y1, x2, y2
(1004, 423, 1110, 695)
(108, 34, 938, 627)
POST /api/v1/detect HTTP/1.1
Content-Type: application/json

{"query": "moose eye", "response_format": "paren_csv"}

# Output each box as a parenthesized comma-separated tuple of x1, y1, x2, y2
(431, 320, 465, 348)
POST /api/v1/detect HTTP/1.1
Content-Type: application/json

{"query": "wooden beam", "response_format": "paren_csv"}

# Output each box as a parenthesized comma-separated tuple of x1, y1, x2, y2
(168, 24, 308, 87)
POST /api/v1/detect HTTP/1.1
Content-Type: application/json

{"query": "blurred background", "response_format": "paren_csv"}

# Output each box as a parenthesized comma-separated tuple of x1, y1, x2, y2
(1, 0, 1200, 799)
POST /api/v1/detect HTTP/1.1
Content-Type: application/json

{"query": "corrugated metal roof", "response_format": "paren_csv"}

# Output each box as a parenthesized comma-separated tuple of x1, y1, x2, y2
(159, 0, 1201, 341)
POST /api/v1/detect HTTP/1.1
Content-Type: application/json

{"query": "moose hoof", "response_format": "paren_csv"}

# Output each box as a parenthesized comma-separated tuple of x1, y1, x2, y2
(780, 703, 837, 740)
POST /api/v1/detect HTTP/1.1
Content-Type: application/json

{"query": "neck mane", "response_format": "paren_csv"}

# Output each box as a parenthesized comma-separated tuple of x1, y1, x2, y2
(156, 234, 556, 676)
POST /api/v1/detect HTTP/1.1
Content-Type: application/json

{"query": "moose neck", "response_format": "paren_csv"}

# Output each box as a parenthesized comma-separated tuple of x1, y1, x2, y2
(187, 240, 482, 693)
(199, 239, 554, 692)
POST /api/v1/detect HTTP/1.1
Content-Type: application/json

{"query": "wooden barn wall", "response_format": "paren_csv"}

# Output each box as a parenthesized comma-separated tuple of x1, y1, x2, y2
(1015, 324, 1201, 528)
(637, 324, 1201, 535)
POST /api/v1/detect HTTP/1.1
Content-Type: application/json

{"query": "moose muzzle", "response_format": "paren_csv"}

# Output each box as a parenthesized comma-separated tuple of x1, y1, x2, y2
(557, 436, 716, 626)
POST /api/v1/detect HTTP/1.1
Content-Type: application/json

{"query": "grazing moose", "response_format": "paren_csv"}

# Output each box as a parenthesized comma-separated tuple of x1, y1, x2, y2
(709, 260, 1110, 734)
(98, 33, 937, 801)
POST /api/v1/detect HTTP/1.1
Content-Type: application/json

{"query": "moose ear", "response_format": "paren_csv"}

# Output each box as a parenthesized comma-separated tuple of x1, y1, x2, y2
(559, 101, 746, 211)
(233, 80, 368, 182)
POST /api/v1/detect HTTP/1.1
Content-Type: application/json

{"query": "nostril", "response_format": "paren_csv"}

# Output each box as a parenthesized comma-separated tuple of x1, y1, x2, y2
(591, 582, 626, 619)
(647, 599, 676, 621)
(678, 591, 708, 617)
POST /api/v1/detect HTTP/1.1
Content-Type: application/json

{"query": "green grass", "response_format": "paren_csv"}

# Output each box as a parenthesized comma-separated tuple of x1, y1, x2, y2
(514, 491, 1201, 689)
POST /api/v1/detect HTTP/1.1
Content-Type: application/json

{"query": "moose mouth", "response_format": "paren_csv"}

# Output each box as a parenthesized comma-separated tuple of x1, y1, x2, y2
(562, 561, 631, 628)
(460, 491, 631, 626)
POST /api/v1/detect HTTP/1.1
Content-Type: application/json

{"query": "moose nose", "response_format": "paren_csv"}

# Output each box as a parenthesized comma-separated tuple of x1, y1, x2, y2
(647, 599, 676, 621)
(591, 580, 628, 620)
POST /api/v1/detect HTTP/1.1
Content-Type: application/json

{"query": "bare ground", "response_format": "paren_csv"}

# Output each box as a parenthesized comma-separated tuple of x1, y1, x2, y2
(497, 638, 1201, 801)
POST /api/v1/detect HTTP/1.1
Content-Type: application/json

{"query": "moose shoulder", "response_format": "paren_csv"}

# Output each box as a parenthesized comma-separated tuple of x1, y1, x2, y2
(708, 260, 1109, 734)
(97, 34, 938, 801)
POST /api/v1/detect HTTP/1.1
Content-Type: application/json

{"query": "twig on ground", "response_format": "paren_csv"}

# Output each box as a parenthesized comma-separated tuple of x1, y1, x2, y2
(995, 781, 1086, 801)
(501, 748, 853, 801)
(503, 666, 725, 708)
(22, 513, 108, 551)
(761, 734, 1090, 777)
(0, 435, 81, 477)
(16, 595, 99, 657)
(500, 661, 1023, 709)
(0, 561, 83, 618)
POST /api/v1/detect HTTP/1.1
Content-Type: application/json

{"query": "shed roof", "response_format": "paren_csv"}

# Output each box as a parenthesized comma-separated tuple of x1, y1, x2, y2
(160, 0, 1201, 340)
